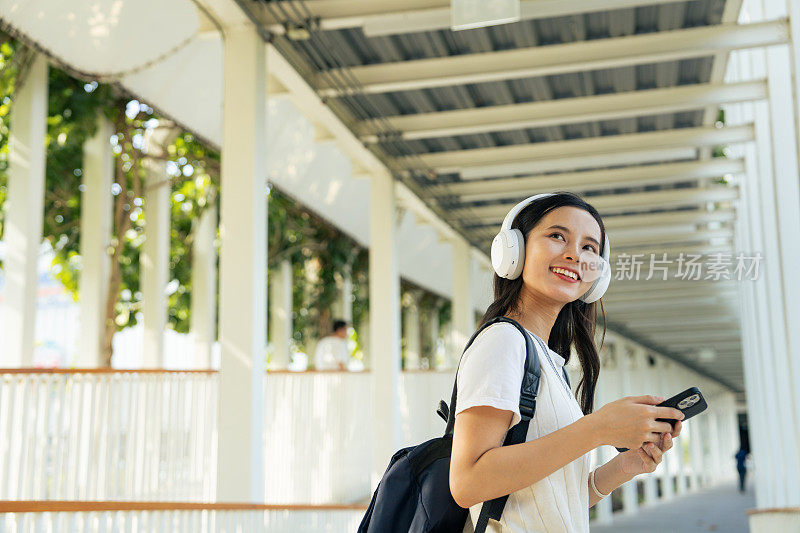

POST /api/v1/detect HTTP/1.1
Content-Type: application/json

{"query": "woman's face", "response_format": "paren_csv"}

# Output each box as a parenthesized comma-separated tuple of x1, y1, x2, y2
(520, 206, 603, 304)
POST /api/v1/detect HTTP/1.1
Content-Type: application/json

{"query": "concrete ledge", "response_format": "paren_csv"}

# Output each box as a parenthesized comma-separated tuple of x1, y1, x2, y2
(748, 507, 800, 532)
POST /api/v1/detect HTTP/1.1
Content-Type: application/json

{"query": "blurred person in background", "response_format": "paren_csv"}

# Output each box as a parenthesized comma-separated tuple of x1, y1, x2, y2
(313, 319, 350, 370)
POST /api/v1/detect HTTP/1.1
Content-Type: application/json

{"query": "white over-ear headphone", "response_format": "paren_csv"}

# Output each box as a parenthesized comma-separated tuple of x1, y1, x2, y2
(490, 193, 611, 304)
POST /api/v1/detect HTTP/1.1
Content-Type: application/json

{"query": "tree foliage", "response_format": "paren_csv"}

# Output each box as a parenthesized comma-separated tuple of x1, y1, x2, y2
(0, 35, 450, 367)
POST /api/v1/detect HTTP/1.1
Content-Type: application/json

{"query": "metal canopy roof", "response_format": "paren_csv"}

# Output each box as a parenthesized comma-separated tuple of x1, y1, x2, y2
(249, 0, 752, 399)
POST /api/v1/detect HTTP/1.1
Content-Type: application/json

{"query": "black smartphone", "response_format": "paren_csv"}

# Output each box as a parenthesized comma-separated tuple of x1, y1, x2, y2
(614, 386, 708, 452)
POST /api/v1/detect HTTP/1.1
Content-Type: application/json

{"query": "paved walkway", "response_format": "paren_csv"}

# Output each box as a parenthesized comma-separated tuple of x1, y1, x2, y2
(590, 480, 755, 532)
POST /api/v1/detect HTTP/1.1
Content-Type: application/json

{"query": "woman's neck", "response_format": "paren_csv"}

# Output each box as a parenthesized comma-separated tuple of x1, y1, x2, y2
(504, 290, 562, 342)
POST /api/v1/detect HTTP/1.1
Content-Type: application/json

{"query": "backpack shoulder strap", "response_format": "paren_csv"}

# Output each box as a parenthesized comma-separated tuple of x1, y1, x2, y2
(443, 316, 544, 533)
(444, 316, 541, 436)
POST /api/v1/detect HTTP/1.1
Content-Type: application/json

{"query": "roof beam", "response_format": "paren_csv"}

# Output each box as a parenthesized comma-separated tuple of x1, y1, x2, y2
(605, 288, 738, 303)
(611, 229, 733, 248)
(604, 295, 737, 311)
(393, 125, 753, 174)
(316, 20, 788, 96)
(457, 147, 700, 180)
(358, 82, 766, 142)
(430, 158, 744, 200)
(261, 0, 694, 36)
(452, 185, 739, 220)
(618, 316, 738, 329)
(609, 279, 739, 294)
(262, 44, 492, 272)
(465, 207, 736, 233)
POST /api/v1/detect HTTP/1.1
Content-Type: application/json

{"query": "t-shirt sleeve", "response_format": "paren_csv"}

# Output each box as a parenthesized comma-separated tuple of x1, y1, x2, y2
(454, 322, 527, 430)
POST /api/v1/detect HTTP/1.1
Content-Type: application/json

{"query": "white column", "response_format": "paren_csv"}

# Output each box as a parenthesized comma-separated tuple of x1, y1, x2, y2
(744, 3, 800, 506)
(638, 348, 659, 505)
(216, 27, 267, 502)
(190, 204, 217, 369)
(593, 344, 613, 524)
(616, 343, 639, 515)
(0, 55, 47, 367)
(669, 366, 689, 495)
(358, 316, 370, 368)
(403, 291, 421, 370)
(657, 360, 675, 501)
(429, 306, 440, 370)
(140, 128, 172, 368)
(268, 258, 292, 369)
(368, 170, 402, 488)
(340, 262, 353, 324)
(451, 237, 472, 366)
(78, 117, 113, 367)
(726, 41, 779, 507)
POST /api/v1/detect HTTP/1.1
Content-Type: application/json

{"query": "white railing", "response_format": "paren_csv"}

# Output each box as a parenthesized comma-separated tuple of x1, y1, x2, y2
(263, 370, 454, 504)
(0, 370, 218, 501)
(0, 369, 456, 504)
(0, 502, 365, 532)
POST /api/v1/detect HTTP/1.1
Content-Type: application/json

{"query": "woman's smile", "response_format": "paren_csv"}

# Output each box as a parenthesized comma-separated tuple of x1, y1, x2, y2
(550, 266, 581, 283)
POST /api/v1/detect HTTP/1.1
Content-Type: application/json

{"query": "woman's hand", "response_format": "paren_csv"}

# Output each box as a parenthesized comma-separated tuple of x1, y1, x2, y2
(617, 419, 683, 476)
(592, 395, 685, 450)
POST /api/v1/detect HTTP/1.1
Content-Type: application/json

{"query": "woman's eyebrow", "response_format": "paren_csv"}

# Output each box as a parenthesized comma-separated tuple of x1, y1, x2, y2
(546, 224, 601, 247)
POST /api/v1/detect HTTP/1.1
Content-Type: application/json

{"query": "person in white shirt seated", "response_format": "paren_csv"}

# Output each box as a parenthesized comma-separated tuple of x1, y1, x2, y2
(313, 319, 351, 371)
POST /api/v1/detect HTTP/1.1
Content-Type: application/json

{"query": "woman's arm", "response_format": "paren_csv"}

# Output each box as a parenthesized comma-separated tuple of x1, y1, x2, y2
(587, 455, 634, 508)
(449, 405, 605, 509)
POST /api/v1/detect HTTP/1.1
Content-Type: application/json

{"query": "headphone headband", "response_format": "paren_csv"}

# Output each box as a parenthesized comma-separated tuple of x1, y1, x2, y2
(500, 193, 555, 232)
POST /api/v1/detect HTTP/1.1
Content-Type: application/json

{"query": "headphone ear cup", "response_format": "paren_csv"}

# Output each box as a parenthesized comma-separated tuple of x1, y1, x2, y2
(579, 255, 611, 303)
(506, 228, 525, 279)
(491, 228, 525, 279)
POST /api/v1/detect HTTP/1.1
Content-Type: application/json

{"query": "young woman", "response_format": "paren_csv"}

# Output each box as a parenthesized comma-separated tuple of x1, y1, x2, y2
(449, 192, 685, 532)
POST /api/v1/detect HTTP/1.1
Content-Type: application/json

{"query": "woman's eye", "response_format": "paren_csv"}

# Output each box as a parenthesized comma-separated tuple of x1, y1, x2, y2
(549, 232, 564, 240)
(585, 245, 598, 253)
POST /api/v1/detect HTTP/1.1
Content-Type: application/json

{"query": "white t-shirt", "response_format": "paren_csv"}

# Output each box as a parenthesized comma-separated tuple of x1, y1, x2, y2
(313, 336, 350, 370)
(455, 322, 591, 533)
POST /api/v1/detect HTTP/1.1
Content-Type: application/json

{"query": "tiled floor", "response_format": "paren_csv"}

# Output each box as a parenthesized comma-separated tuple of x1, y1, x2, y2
(590, 480, 755, 532)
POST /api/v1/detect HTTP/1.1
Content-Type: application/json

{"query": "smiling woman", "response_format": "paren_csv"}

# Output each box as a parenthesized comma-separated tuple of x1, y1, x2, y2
(449, 191, 682, 533)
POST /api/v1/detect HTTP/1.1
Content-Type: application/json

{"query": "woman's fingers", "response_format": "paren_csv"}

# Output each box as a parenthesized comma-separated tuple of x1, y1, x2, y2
(647, 441, 664, 463)
(671, 419, 682, 438)
(638, 447, 656, 470)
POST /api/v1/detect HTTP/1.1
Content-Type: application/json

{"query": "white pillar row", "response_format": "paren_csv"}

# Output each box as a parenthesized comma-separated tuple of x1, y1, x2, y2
(669, 365, 688, 495)
(358, 316, 370, 368)
(592, 343, 613, 525)
(190, 204, 217, 369)
(616, 343, 639, 515)
(450, 236, 472, 367)
(744, 6, 800, 507)
(216, 28, 267, 502)
(656, 359, 675, 501)
(140, 127, 173, 368)
(0, 54, 48, 367)
(429, 305, 440, 370)
(725, 43, 778, 508)
(706, 407, 723, 484)
(636, 348, 659, 505)
(687, 399, 706, 490)
(368, 170, 402, 489)
(77, 115, 113, 367)
(340, 262, 353, 324)
(268, 258, 292, 369)
(403, 291, 421, 370)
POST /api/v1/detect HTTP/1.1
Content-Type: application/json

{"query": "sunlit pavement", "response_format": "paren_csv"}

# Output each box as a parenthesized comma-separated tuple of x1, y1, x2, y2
(591, 481, 755, 532)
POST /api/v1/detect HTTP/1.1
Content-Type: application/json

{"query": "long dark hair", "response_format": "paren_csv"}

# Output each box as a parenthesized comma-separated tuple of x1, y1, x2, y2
(477, 191, 607, 415)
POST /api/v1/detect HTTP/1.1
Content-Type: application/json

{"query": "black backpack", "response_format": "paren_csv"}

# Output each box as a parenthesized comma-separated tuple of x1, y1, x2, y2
(357, 316, 571, 532)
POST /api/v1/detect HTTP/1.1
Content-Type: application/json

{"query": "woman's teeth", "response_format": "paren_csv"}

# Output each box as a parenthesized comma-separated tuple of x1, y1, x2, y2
(551, 267, 579, 281)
